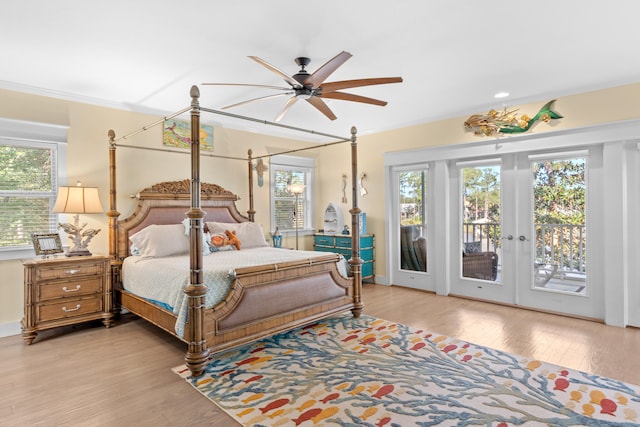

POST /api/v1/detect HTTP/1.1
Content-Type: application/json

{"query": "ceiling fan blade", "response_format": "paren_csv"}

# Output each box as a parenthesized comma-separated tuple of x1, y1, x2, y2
(306, 96, 337, 121)
(304, 51, 352, 88)
(320, 77, 403, 93)
(275, 97, 299, 122)
(248, 56, 301, 88)
(319, 91, 388, 106)
(202, 83, 291, 91)
(222, 92, 293, 110)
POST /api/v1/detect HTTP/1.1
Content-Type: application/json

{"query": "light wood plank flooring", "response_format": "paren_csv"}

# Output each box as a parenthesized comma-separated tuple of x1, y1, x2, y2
(1, 284, 639, 426)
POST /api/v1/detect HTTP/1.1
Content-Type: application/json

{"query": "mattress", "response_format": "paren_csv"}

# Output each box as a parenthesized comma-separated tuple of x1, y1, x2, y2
(122, 247, 349, 337)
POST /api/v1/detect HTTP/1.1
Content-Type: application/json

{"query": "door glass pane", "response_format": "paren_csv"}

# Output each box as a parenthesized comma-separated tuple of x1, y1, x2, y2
(399, 170, 427, 272)
(461, 165, 501, 282)
(532, 157, 586, 293)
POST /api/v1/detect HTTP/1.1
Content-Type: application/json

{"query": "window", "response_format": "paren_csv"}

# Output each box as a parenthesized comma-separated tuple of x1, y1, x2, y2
(0, 118, 67, 259)
(270, 155, 314, 234)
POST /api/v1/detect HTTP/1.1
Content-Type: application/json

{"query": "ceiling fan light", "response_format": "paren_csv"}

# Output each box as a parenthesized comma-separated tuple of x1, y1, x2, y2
(295, 87, 314, 100)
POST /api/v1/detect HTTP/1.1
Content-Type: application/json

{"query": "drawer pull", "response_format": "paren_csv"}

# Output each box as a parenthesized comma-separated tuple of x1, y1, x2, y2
(62, 285, 81, 293)
(64, 269, 81, 275)
(62, 304, 81, 313)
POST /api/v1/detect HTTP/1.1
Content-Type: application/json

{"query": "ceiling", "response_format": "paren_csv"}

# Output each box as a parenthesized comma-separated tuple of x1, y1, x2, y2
(2, 1, 640, 142)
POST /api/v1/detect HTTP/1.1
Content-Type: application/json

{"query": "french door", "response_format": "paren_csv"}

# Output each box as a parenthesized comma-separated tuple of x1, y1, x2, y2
(450, 149, 603, 319)
(389, 164, 436, 292)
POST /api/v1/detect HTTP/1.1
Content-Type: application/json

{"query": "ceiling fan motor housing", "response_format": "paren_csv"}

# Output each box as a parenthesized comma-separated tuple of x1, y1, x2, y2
(293, 57, 311, 85)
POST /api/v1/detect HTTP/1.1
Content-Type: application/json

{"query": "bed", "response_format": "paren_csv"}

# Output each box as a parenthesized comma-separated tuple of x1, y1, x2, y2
(108, 86, 364, 377)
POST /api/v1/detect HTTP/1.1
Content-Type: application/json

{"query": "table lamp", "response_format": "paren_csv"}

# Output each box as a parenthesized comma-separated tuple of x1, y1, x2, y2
(53, 181, 104, 256)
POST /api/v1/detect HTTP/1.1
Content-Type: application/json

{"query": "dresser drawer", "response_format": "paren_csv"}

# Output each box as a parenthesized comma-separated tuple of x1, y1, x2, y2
(361, 248, 374, 261)
(314, 235, 335, 246)
(362, 261, 374, 278)
(333, 248, 371, 261)
(37, 296, 103, 323)
(314, 245, 337, 253)
(37, 277, 103, 301)
(35, 261, 105, 281)
(360, 236, 374, 249)
(334, 236, 352, 248)
(334, 248, 352, 259)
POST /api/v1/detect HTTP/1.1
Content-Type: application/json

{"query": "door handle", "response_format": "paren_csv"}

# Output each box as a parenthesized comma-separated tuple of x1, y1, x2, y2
(519, 235, 529, 242)
(502, 234, 513, 240)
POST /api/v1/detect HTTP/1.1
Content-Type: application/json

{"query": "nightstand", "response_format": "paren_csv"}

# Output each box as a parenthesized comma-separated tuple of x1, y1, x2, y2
(21, 255, 113, 344)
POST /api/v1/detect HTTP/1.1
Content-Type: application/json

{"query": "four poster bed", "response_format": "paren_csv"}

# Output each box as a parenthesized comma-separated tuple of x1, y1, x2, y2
(108, 86, 364, 377)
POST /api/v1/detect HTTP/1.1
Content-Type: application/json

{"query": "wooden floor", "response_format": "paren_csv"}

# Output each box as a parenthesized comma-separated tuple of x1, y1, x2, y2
(2, 284, 639, 426)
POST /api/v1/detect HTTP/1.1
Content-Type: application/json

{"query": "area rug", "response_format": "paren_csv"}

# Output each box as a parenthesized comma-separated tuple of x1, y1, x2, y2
(173, 315, 640, 426)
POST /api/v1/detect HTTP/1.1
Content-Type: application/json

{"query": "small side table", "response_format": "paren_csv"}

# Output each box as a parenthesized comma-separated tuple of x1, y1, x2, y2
(21, 255, 113, 344)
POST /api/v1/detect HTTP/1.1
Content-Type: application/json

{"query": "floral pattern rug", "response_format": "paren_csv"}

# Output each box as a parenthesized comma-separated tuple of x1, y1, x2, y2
(173, 315, 640, 426)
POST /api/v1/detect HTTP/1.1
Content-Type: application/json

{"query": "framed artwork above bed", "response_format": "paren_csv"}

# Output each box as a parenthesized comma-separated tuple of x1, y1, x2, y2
(162, 118, 214, 151)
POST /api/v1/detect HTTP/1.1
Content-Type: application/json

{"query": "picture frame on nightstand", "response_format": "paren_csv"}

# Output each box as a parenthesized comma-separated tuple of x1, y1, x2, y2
(31, 233, 63, 257)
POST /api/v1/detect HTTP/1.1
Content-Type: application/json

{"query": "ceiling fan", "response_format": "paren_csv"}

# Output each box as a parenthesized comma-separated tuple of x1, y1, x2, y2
(202, 51, 402, 122)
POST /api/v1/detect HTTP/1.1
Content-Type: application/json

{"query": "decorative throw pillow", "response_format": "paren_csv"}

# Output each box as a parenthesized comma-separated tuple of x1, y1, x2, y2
(129, 224, 190, 257)
(206, 221, 268, 249)
(464, 241, 482, 254)
(209, 231, 239, 251)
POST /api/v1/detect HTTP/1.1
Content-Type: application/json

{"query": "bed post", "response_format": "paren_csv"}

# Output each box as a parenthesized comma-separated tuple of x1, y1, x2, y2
(184, 85, 210, 376)
(107, 130, 121, 289)
(349, 126, 364, 318)
(247, 149, 256, 222)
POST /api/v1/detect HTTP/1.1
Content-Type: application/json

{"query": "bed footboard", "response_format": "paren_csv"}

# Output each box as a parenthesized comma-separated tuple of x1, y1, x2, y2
(183, 254, 358, 355)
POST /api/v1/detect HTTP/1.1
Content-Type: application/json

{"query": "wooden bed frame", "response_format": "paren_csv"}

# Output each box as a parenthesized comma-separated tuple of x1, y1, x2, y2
(107, 86, 364, 377)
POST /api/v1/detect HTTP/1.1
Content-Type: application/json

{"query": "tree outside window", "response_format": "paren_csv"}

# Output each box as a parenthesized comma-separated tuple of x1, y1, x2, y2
(0, 142, 58, 249)
(270, 155, 314, 234)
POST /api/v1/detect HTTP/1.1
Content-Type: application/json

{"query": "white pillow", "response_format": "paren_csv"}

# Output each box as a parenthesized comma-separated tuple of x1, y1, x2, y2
(182, 218, 213, 255)
(206, 221, 269, 249)
(129, 224, 190, 257)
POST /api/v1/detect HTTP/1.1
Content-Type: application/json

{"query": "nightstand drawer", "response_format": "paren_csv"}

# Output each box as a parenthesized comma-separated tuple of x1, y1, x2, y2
(36, 261, 105, 281)
(37, 296, 103, 323)
(38, 277, 103, 301)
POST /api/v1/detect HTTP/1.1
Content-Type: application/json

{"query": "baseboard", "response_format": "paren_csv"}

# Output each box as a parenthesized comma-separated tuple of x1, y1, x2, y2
(371, 275, 389, 285)
(0, 321, 21, 338)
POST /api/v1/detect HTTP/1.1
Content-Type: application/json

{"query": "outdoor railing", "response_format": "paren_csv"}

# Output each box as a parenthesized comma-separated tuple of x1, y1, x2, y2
(463, 222, 586, 280)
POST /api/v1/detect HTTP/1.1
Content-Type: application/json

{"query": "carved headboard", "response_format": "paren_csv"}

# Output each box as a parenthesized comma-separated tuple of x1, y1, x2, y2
(116, 180, 249, 258)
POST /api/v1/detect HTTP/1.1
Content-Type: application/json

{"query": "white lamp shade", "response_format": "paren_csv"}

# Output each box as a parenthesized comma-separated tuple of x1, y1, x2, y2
(289, 183, 305, 195)
(53, 186, 103, 214)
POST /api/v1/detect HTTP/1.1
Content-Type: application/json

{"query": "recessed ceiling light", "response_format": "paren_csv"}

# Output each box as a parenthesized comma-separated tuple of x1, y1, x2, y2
(494, 92, 510, 99)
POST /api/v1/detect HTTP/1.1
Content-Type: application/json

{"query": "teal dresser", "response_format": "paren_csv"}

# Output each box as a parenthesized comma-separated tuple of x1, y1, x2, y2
(313, 234, 375, 282)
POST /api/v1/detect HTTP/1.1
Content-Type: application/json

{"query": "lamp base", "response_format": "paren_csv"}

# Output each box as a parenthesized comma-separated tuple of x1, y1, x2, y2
(58, 215, 100, 257)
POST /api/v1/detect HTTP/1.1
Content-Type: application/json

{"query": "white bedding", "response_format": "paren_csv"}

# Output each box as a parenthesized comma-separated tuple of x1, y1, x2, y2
(122, 247, 349, 337)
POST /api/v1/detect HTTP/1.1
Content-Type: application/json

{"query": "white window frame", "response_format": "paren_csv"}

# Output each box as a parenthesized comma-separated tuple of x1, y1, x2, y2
(0, 118, 67, 260)
(269, 154, 315, 237)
